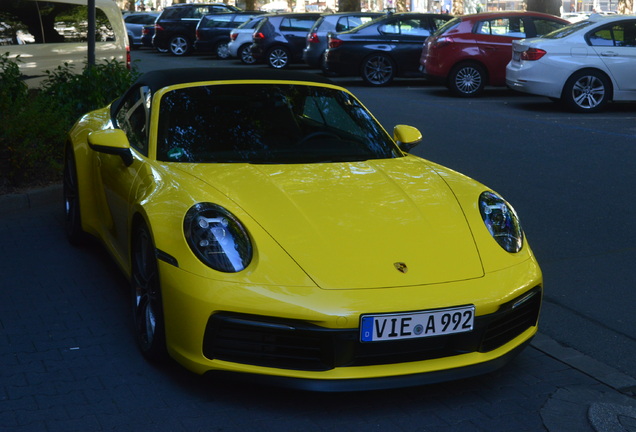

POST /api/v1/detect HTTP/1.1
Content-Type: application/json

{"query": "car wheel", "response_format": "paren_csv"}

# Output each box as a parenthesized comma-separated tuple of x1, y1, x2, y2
(215, 42, 230, 59)
(239, 43, 255, 64)
(131, 222, 167, 362)
(562, 69, 611, 113)
(267, 46, 290, 69)
(63, 144, 86, 245)
(361, 53, 395, 86)
(168, 35, 190, 56)
(448, 62, 486, 97)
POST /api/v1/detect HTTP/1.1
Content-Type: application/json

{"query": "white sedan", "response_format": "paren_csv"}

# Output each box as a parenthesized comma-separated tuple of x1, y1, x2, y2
(506, 14, 636, 112)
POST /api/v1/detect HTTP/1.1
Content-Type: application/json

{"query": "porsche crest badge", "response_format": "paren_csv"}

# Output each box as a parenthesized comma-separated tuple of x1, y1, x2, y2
(394, 262, 408, 273)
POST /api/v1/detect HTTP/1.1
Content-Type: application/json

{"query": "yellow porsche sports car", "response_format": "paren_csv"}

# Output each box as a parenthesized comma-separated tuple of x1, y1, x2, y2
(64, 68, 542, 391)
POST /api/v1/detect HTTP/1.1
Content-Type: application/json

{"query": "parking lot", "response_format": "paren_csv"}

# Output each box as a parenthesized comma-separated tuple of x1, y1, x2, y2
(1, 49, 636, 432)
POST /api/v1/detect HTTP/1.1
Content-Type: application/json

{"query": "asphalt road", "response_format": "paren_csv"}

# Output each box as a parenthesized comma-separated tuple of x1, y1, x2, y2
(132, 48, 636, 378)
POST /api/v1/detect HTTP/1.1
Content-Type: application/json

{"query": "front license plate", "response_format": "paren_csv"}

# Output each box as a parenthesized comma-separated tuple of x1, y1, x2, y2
(360, 306, 475, 342)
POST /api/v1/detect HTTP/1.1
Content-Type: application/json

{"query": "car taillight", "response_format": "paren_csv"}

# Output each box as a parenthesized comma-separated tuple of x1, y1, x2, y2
(307, 32, 319, 43)
(253, 31, 264, 41)
(195, 30, 200, 40)
(521, 48, 547, 61)
(142, 27, 150, 35)
(126, 46, 131, 70)
(155, 24, 164, 32)
(328, 38, 343, 49)
(431, 36, 453, 49)
(230, 32, 238, 41)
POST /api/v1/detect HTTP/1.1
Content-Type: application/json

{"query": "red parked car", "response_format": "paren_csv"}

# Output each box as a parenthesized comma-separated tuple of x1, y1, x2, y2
(420, 11, 569, 97)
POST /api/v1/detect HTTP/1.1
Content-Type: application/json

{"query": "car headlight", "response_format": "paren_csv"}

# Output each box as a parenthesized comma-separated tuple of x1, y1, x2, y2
(479, 191, 523, 253)
(184, 203, 252, 272)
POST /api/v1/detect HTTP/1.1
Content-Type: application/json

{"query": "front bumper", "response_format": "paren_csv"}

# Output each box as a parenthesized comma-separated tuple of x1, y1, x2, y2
(159, 257, 542, 388)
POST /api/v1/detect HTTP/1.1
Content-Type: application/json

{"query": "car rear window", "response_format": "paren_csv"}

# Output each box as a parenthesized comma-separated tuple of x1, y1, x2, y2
(542, 20, 593, 39)
(157, 84, 401, 164)
(432, 17, 460, 36)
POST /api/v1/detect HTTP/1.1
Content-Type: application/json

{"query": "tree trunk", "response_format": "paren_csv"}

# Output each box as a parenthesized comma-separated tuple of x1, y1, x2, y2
(617, 0, 634, 12)
(526, 0, 561, 15)
(338, 0, 361, 11)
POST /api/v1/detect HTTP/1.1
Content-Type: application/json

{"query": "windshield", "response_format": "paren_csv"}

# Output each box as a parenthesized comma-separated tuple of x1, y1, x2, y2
(542, 20, 593, 38)
(157, 83, 401, 164)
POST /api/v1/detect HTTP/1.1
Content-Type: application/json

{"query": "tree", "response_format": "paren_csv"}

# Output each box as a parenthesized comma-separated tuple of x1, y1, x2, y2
(525, 0, 561, 15)
(617, 0, 634, 13)
(338, 0, 360, 11)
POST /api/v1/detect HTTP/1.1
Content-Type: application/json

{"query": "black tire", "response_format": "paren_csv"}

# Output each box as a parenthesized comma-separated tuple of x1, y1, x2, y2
(239, 43, 255, 65)
(63, 144, 86, 245)
(131, 223, 167, 362)
(168, 35, 191, 56)
(361, 53, 395, 86)
(448, 62, 486, 97)
(267, 46, 290, 69)
(215, 41, 230, 59)
(561, 69, 611, 113)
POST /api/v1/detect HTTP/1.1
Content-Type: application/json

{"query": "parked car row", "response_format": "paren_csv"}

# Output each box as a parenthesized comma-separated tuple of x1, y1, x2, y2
(135, 6, 636, 112)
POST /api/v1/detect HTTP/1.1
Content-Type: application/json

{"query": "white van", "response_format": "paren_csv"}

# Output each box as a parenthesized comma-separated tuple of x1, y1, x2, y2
(0, 0, 128, 88)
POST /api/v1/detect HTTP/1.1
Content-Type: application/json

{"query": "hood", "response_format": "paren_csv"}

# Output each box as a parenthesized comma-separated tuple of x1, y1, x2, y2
(179, 157, 484, 289)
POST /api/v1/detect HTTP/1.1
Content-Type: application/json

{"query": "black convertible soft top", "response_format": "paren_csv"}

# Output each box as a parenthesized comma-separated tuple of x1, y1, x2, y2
(110, 67, 335, 116)
(133, 67, 334, 94)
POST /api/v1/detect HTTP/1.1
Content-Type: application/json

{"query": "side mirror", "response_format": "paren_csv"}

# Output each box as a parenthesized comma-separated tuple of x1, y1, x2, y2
(393, 124, 422, 153)
(88, 129, 133, 166)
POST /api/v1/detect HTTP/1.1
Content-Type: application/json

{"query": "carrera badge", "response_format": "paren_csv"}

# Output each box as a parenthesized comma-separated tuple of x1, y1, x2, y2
(394, 262, 408, 274)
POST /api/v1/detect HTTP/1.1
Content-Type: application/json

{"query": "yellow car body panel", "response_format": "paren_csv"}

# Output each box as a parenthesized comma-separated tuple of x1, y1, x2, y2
(66, 69, 542, 390)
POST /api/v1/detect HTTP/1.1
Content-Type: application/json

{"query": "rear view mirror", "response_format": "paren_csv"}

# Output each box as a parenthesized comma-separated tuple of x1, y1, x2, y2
(88, 129, 133, 166)
(393, 125, 422, 152)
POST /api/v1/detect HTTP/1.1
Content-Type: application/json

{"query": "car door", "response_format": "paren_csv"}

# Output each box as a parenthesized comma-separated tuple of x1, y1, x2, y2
(588, 20, 636, 93)
(95, 85, 152, 264)
(280, 15, 319, 58)
(473, 16, 527, 84)
(377, 16, 434, 73)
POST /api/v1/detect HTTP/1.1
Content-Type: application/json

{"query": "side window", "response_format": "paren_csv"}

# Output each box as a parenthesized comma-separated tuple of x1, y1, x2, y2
(279, 17, 292, 31)
(0, 1, 115, 44)
(115, 86, 151, 155)
(609, 22, 636, 47)
(0, 1, 37, 45)
(398, 18, 431, 36)
(379, 19, 400, 35)
(533, 18, 565, 37)
(475, 18, 526, 37)
(589, 26, 615, 46)
(281, 17, 316, 32)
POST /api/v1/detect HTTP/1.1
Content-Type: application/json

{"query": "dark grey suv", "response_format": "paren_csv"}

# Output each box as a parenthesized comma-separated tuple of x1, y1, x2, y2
(302, 12, 383, 68)
(153, 3, 239, 56)
(251, 13, 321, 68)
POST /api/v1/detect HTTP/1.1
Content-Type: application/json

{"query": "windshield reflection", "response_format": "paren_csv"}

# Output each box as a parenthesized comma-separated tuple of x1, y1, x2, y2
(157, 84, 401, 164)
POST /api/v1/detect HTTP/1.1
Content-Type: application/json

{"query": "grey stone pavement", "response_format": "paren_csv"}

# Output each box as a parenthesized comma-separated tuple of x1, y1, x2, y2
(1, 186, 635, 432)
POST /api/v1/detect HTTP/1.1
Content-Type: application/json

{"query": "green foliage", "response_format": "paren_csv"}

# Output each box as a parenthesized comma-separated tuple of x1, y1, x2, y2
(0, 56, 139, 190)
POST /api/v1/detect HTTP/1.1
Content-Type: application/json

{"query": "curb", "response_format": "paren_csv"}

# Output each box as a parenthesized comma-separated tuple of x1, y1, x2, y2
(0, 183, 62, 214)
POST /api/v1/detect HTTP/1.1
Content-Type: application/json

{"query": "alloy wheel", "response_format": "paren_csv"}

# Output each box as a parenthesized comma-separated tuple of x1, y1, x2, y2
(362, 54, 395, 86)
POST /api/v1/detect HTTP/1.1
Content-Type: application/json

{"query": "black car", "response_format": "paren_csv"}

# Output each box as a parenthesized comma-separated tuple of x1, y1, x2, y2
(302, 12, 383, 68)
(323, 12, 453, 86)
(153, 3, 240, 56)
(194, 11, 265, 58)
(251, 12, 322, 68)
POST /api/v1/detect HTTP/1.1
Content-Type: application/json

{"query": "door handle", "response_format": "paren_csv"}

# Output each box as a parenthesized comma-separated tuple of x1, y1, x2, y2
(601, 51, 618, 57)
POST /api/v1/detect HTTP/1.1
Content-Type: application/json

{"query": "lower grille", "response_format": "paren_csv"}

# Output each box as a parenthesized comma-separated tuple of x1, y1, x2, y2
(202, 287, 542, 371)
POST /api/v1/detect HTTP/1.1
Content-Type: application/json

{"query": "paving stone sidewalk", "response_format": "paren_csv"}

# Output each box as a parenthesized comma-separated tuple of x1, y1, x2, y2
(1, 187, 635, 432)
